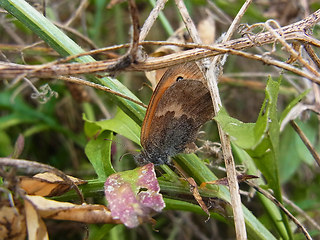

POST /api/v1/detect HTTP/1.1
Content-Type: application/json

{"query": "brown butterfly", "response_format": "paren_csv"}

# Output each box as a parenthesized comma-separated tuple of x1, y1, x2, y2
(136, 62, 214, 165)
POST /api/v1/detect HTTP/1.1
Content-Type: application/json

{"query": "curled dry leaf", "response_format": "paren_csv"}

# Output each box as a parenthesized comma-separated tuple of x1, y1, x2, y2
(104, 163, 165, 228)
(0, 201, 26, 240)
(24, 197, 49, 240)
(186, 177, 210, 217)
(24, 195, 120, 224)
(20, 172, 87, 197)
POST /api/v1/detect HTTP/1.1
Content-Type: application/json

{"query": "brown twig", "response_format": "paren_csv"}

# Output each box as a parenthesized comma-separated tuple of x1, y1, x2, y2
(64, 0, 89, 27)
(264, 19, 319, 78)
(127, 0, 140, 61)
(290, 120, 320, 167)
(282, 195, 320, 232)
(202, 0, 253, 239)
(304, 44, 320, 69)
(246, 180, 312, 240)
(0, 158, 85, 203)
(174, 162, 210, 216)
(1, 28, 320, 81)
(139, 0, 168, 42)
(3, 39, 320, 87)
(57, 75, 147, 108)
(175, 0, 251, 239)
(5, 9, 317, 74)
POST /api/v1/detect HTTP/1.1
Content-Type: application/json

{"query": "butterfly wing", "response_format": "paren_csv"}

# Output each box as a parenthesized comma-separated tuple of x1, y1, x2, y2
(139, 62, 214, 165)
(141, 61, 206, 146)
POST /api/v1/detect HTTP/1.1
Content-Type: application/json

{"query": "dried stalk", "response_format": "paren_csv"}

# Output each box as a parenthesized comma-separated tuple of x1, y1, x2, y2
(283, 195, 320, 232)
(246, 180, 312, 240)
(1, 9, 319, 79)
(290, 120, 320, 167)
(201, 1, 253, 239)
(139, 0, 168, 42)
(57, 76, 147, 108)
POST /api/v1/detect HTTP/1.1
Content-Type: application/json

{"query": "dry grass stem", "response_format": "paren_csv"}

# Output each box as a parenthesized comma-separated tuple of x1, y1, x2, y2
(64, 0, 89, 27)
(282, 195, 320, 232)
(201, 1, 253, 239)
(290, 120, 320, 167)
(1, 9, 319, 80)
(304, 44, 320, 69)
(57, 76, 147, 108)
(139, 0, 168, 42)
(246, 180, 312, 240)
(175, 0, 253, 239)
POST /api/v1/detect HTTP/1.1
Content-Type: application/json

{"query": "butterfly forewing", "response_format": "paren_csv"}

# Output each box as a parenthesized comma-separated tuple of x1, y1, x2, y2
(141, 62, 206, 147)
(138, 62, 215, 165)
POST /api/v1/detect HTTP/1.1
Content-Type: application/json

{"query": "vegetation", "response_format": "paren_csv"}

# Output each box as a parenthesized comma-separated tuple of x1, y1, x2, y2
(0, 0, 319, 239)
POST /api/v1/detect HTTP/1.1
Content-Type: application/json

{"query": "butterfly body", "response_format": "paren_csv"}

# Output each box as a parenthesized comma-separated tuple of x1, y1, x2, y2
(136, 62, 214, 165)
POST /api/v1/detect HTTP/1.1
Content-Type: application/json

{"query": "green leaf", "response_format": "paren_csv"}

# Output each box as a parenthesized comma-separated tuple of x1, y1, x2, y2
(88, 224, 115, 240)
(279, 126, 303, 183)
(215, 78, 291, 238)
(0, 131, 13, 157)
(164, 198, 226, 221)
(279, 89, 310, 125)
(258, 78, 281, 196)
(84, 109, 140, 145)
(0, 114, 29, 131)
(85, 130, 115, 179)
(214, 107, 256, 149)
(215, 78, 281, 196)
(83, 115, 102, 139)
(0, 90, 84, 145)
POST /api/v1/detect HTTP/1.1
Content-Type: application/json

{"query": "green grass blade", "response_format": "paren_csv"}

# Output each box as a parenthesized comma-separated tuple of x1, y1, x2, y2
(1, 0, 145, 125)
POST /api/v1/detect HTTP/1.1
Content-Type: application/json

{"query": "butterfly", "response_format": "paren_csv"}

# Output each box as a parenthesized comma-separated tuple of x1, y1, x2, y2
(136, 61, 214, 165)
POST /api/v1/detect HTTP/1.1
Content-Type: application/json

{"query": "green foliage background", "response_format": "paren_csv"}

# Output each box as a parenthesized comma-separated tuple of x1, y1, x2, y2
(0, 0, 320, 239)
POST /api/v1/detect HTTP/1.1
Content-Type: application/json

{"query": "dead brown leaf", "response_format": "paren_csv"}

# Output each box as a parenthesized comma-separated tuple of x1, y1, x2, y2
(187, 177, 210, 217)
(24, 195, 121, 224)
(0, 201, 26, 240)
(20, 172, 87, 197)
(24, 197, 49, 240)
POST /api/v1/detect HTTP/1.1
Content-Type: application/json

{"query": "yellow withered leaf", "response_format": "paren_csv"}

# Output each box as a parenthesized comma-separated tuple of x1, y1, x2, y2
(20, 172, 87, 197)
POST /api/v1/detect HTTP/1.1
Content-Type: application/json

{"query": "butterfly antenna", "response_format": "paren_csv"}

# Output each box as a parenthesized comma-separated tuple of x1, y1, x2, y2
(119, 152, 135, 162)
(104, 138, 127, 148)
(104, 138, 138, 162)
